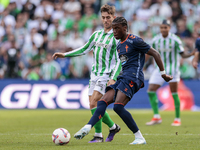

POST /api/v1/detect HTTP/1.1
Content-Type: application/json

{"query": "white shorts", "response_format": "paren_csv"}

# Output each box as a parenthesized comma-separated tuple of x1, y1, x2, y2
(149, 69, 180, 86)
(88, 72, 110, 96)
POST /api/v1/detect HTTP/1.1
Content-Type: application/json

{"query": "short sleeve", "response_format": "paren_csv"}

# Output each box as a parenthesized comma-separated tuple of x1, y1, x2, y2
(133, 37, 151, 53)
(195, 38, 200, 52)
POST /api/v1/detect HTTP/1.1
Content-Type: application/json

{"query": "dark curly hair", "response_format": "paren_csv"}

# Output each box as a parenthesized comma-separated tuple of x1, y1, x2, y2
(112, 16, 128, 31)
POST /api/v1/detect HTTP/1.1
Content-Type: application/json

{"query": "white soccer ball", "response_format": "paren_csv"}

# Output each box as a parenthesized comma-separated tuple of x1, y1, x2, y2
(52, 128, 71, 145)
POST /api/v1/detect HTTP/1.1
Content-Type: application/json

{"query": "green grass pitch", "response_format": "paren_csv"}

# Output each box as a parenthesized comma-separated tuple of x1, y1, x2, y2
(0, 109, 199, 150)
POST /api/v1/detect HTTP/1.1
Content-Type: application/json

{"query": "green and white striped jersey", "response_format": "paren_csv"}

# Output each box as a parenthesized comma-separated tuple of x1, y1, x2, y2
(64, 29, 121, 80)
(151, 32, 184, 75)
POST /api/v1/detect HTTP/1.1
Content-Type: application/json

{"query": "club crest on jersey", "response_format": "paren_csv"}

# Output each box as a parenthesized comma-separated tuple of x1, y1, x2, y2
(94, 42, 109, 48)
(119, 55, 128, 65)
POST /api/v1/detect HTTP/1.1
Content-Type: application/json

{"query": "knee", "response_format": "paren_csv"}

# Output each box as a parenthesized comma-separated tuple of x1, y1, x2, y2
(113, 104, 123, 114)
(89, 98, 99, 109)
(90, 101, 96, 109)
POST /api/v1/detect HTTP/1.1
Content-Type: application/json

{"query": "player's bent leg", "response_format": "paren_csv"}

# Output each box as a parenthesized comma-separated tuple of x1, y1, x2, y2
(114, 90, 146, 144)
(89, 92, 104, 142)
(74, 90, 115, 140)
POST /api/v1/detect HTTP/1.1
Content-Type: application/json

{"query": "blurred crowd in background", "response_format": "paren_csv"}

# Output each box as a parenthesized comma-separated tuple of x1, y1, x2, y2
(0, 0, 199, 80)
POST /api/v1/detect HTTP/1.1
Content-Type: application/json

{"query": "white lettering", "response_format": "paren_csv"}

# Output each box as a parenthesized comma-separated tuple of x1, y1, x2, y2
(0, 84, 31, 109)
(56, 84, 83, 109)
(28, 84, 58, 109)
(80, 85, 89, 109)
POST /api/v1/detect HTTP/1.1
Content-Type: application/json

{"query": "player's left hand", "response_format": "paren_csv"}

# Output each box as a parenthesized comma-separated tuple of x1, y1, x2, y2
(107, 79, 116, 86)
(161, 74, 173, 82)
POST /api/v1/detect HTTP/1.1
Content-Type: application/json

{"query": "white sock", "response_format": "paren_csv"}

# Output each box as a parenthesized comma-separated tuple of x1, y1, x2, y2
(84, 124, 92, 130)
(94, 133, 103, 137)
(154, 114, 161, 119)
(174, 118, 181, 122)
(134, 130, 145, 139)
(109, 124, 116, 130)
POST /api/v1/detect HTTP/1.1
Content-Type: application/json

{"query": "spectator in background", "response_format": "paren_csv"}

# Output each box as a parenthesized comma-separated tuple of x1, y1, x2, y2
(40, 51, 61, 80)
(170, 0, 183, 23)
(136, 1, 152, 22)
(67, 29, 89, 78)
(47, 17, 64, 41)
(129, 13, 147, 36)
(21, 65, 40, 80)
(5, 39, 21, 78)
(55, 48, 71, 80)
(14, 13, 27, 49)
(190, 0, 200, 16)
(121, 0, 141, 22)
(47, 33, 66, 52)
(21, 0, 36, 20)
(80, 0, 96, 15)
(176, 19, 191, 38)
(180, 0, 192, 16)
(63, 0, 81, 16)
(186, 8, 199, 33)
(148, 8, 165, 36)
(7, 0, 21, 18)
(0, 51, 6, 79)
(80, 6, 98, 30)
(150, 0, 172, 18)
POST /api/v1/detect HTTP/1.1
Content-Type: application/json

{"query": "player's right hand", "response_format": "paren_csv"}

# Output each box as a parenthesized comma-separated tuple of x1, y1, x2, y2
(161, 74, 173, 82)
(52, 52, 65, 59)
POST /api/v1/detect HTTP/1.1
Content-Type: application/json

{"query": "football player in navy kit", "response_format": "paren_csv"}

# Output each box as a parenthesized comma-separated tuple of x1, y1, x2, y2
(74, 17, 173, 145)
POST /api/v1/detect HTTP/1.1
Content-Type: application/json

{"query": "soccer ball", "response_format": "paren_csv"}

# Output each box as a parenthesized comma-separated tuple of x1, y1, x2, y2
(52, 128, 71, 145)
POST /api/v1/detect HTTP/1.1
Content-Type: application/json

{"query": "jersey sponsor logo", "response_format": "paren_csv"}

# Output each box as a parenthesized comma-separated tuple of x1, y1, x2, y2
(158, 48, 172, 52)
(126, 39, 133, 44)
(119, 55, 128, 65)
(94, 42, 109, 48)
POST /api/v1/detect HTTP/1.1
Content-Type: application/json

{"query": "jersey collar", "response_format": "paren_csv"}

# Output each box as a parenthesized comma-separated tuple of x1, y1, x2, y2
(104, 29, 113, 34)
(161, 32, 171, 39)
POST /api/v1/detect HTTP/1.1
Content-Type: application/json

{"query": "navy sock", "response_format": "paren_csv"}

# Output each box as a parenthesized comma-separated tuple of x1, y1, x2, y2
(113, 103, 139, 133)
(88, 100, 108, 127)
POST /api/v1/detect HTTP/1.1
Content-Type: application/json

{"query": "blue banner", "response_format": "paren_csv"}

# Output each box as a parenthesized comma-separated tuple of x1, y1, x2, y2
(0, 79, 199, 109)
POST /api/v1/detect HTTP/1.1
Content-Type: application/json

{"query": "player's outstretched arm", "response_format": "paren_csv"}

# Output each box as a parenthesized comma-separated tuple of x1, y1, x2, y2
(180, 48, 196, 58)
(52, 52, 65, 59)
(192, 51, 199, 69)
(146, 47, 173, 82)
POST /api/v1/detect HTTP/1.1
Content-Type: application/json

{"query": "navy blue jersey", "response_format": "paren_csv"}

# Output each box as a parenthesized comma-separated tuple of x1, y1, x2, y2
(117, 34, 150, 82)
(195, 37, 200, 52)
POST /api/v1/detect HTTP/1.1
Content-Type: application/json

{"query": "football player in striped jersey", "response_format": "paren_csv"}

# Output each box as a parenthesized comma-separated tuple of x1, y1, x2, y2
(146, 19, 195, 126)
(52, 4, 121, 143)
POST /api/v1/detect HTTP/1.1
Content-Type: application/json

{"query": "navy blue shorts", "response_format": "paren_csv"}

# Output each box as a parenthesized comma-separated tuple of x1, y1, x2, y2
(106, 76, 144, 101)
